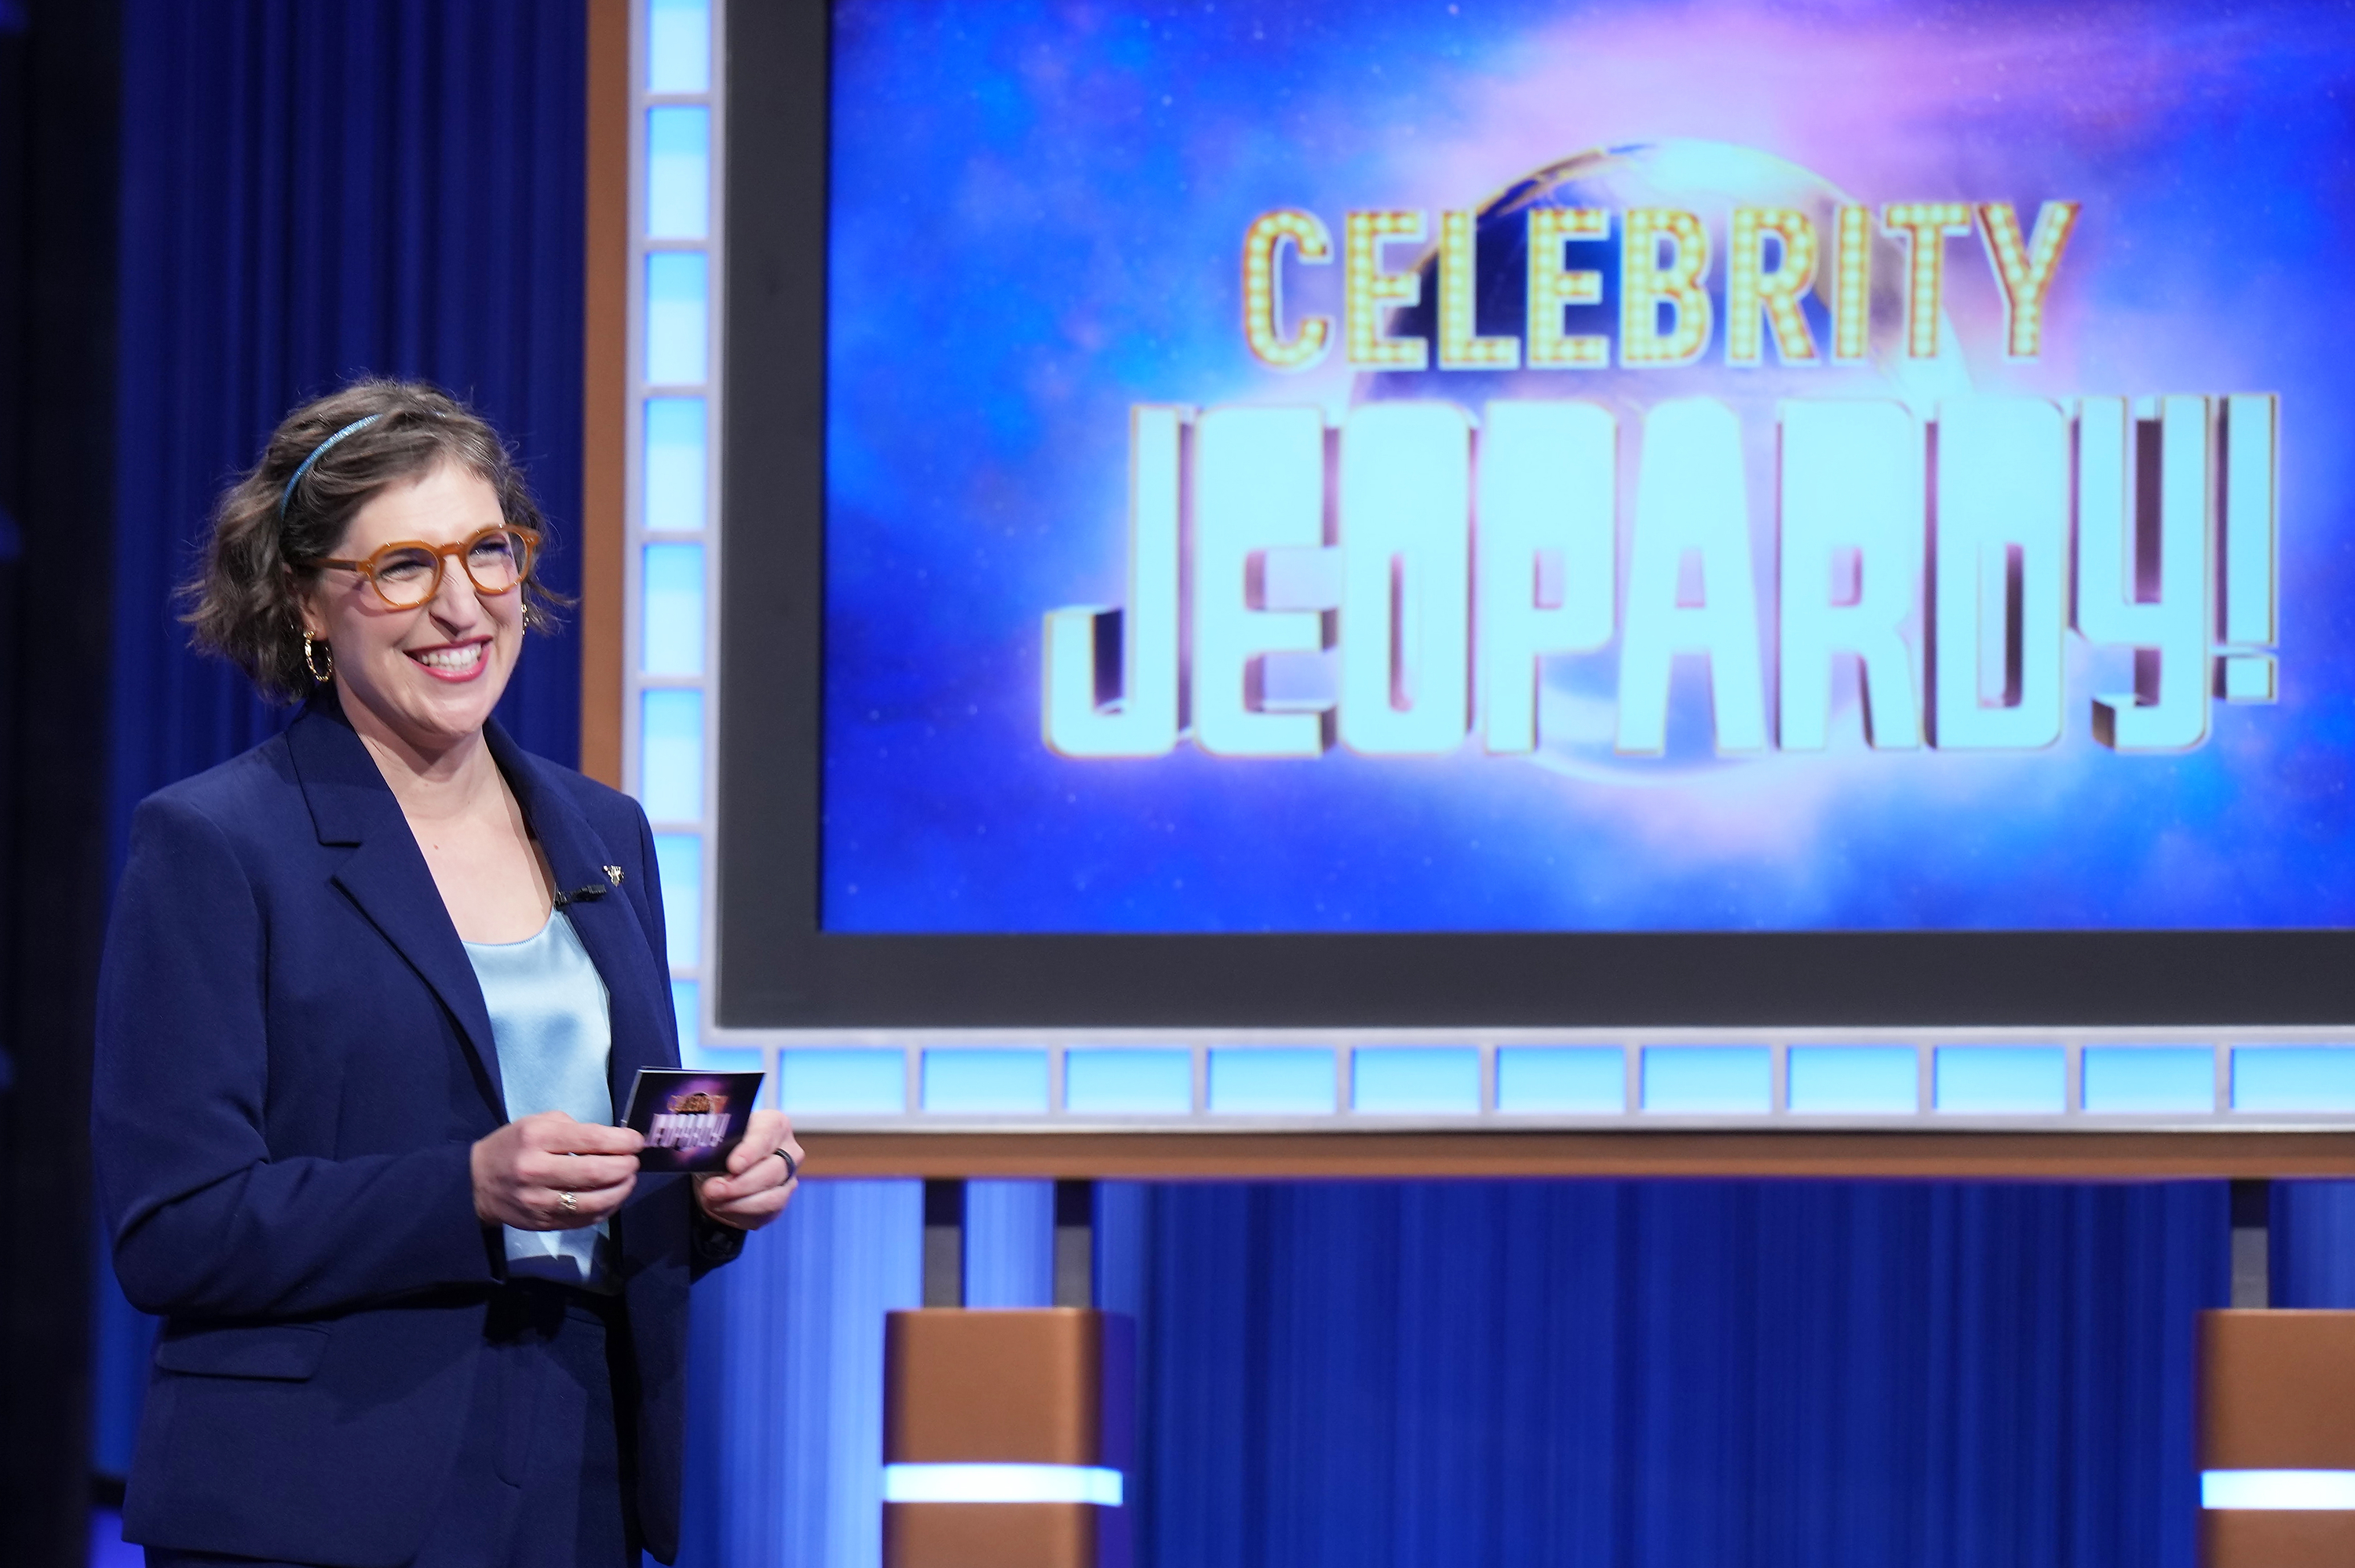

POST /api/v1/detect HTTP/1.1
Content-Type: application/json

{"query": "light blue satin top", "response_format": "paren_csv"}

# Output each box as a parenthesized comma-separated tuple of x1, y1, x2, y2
(463, 910, 615, 1291)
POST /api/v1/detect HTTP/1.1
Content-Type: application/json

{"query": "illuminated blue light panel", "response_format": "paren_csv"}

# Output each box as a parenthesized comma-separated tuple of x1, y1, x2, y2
(922, 1050, 1050, 1114)
(2232, 1046, 2355, 1112)
(1495, 1047, 1623, 1113)
(1064, 1050, 1192, 1115)
(644, 252, 709, 385)
(646, 0, 711, 93)
(882, 1465, 1124, 1507)
(644, 107, 710, 239)
(1934, 1046, 2065, 1114)
(2202, 1471, 2355, 1509)
(671, 981, 754, 1073)
(2083, 1046, 2215, 1113)
(1787, 1046, 1915, 1114)
(1208, 1048, 1334, 1114)
(777, 1050, 907, 1115)
(652, 833, 700, 967)
(1352, 1048, 1479, 1114)
(643, 396, 706, 531)
(1641, 1046, 1770, 1114)
(670, 979, 699, 1059)
(641, 543, 706, 673)
(638, 688, 703, 822)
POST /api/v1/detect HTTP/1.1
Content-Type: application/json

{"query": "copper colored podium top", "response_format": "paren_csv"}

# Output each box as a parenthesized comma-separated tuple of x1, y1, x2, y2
(885, 1309, 1108, 1467)
(2201, 1310, 2355, 1471)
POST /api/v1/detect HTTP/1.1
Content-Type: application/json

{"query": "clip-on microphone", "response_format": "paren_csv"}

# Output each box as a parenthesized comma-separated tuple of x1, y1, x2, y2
(550, 866, 627, 909)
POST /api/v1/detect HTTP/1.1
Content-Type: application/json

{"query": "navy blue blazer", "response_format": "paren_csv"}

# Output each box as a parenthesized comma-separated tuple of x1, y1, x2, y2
(93, 702, 739, 1567)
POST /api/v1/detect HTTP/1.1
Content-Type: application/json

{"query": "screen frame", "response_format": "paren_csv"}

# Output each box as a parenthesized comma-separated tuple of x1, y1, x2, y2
(716, 0, 2354, 1034)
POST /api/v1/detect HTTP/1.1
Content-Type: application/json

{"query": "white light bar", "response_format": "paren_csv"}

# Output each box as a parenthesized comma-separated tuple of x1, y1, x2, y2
(882, 1464, 1124, 1507)
(2202, 1470, 2355, 1510)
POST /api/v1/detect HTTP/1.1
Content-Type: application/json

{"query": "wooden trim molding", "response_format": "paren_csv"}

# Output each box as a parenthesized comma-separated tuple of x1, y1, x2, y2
(579, 0, 630, 786)
(802, 1129, 2355, 1180)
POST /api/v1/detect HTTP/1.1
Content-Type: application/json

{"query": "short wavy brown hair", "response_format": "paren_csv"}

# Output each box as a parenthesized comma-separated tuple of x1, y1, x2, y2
(183, 378, 564, 702)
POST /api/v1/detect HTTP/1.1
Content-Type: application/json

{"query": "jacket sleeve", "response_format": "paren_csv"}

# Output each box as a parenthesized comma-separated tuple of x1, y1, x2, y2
(93, 795, 498, 1320)
(629, 803, 746, 1273)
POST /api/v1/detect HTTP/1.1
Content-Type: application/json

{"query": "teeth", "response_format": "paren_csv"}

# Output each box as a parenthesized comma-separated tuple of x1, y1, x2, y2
(412, 644, 485, 671)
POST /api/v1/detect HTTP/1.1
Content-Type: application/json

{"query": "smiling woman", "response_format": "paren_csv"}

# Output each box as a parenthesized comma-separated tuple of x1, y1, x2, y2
(92, 380, 805, 1568)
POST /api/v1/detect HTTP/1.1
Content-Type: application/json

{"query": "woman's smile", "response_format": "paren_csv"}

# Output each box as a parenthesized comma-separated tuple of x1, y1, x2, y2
(407, 636, 493, 680)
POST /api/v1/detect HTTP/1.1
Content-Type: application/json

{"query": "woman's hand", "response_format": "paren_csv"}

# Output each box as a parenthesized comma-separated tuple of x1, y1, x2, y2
(470, 1110, 644, 1231)
(693, 1110, 803, 1231)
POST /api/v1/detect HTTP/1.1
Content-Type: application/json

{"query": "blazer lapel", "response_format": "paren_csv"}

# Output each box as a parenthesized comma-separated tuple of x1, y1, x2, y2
(287, 705, 506, 1115)
(485, 723, 680, 1114)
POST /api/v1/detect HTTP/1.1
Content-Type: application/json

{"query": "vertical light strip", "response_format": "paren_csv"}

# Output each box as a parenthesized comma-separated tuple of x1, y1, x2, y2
(626, 0, 731, 1073)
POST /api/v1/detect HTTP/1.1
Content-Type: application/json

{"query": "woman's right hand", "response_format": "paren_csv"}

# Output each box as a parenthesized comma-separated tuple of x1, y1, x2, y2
(469, 1110, 644, 1231)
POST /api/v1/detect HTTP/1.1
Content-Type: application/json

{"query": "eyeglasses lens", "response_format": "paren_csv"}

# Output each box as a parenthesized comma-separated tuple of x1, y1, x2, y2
(465, 532, 525, 592)
(371, 548, 441, 608)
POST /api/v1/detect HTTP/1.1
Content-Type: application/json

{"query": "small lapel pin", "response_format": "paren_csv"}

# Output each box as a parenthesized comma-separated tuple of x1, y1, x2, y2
(604, 866, 625, 886)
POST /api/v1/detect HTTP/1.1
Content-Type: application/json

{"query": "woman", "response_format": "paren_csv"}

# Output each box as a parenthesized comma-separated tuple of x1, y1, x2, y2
(93, 379, 801, 1567)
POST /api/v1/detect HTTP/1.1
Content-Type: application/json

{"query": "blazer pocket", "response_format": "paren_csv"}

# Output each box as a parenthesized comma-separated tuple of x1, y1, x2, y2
(153, 1322, 330, 1380)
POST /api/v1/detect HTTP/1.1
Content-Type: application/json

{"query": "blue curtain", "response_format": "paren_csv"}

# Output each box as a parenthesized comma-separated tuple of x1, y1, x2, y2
(678, 1177, 2352, 1568)
(2276, 1181, 2355, 1307)
(1107, 1181, 2218, 1568)
(99, 0, 586, 1475)
(677, 1181, 924, 1566)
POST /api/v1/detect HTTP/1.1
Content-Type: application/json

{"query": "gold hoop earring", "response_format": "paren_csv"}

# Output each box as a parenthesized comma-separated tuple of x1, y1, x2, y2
(302, 633, 333, 684)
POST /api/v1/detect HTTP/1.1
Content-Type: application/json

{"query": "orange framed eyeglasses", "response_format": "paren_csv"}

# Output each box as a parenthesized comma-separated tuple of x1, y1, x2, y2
(311, 526, 541, 611)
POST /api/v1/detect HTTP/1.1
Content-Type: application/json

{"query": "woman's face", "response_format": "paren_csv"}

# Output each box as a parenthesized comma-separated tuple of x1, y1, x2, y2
(300, 463, 524, 757)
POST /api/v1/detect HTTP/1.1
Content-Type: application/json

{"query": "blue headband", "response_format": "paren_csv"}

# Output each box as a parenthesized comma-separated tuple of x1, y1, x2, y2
(277, 414, 381, 519)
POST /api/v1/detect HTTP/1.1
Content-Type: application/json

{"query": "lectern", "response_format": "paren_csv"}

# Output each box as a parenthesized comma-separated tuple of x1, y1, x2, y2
(2199, 1311, 2355, 1566)
(882, 1307, 1136, 1568)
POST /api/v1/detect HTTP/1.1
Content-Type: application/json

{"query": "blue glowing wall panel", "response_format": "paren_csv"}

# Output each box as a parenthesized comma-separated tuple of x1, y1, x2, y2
(821, 0, 2355, 934)
(1495, 1047, 1624, 1114)
(777, 1050, 906, 1115)
(644, 252, 707, 386)
(2233, 1047, 2355, 1113)
(922, 1049, 1050, 1114)
(2084, 1047, 2215, 1114)
(640, 688, 703, 822)
(1208, 1048, 1335, 1114)
(1066, 1049, 1194, 1115)
(1935, 1047, 2067, 1115)
(1641, 1046, 1770, 1114)
(644, 396, 708, 531)
(645, 107, 710, 240)
(1353, 1048, 1481, 1114)
(1787, 1047, 1916, 1114)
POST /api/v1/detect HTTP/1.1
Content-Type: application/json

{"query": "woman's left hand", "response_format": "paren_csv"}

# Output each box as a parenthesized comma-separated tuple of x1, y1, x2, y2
(693, 1110, 803, 1231)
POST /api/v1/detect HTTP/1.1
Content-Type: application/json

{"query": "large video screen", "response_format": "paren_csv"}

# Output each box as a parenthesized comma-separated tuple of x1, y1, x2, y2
(816, 0, 2342, 939)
